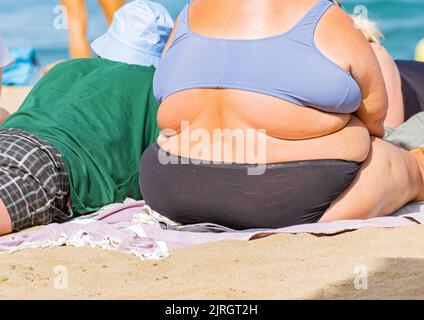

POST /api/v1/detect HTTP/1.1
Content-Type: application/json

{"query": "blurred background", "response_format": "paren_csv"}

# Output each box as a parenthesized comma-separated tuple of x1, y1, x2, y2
(1, 0, 423, 84)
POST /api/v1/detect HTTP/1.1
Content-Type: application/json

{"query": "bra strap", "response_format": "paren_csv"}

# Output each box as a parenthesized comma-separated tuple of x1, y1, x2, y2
(179, 0, 193, 31)
(285, 0, 334, 46)
(169, 0, 193, 41)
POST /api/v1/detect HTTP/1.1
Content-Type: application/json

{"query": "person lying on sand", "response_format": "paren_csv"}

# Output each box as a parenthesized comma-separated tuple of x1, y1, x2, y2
(332, 0, 424, 128)
(0, 33, 14, 125)
(139, 0, 424, 230)
(0, 0, 173, 235)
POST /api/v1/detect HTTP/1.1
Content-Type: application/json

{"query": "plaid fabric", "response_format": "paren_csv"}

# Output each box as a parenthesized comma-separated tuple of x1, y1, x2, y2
(0, 128, 73, 231)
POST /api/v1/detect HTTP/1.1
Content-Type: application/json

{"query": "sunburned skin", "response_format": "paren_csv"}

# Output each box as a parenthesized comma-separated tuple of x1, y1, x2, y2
(157, 0, 379, 163)
(159, 113, 370, 164)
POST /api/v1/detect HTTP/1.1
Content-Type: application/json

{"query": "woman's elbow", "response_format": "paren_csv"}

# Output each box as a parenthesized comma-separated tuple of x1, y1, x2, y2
(366, 118, 385, 138)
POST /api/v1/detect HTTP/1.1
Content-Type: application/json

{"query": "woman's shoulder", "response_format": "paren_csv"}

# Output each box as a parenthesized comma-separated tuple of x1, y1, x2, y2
(316, 4, 374, 65)
(320, 4, 365, 41)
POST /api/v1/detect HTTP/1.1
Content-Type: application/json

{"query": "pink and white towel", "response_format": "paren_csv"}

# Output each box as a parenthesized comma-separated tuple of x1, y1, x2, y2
(0, 199, 423, 260)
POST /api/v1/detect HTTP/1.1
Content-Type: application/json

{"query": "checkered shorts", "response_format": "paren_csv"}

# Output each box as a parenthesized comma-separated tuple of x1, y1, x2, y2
(0, 128, 73, 231)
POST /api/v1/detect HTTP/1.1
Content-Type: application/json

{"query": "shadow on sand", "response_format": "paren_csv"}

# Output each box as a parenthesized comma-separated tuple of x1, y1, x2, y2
(307, 257, 424, 299)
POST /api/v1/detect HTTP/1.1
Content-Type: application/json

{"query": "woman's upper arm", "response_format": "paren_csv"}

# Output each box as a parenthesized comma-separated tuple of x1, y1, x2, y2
(346, 18, 388, 137)
(316, 7, 387, 137)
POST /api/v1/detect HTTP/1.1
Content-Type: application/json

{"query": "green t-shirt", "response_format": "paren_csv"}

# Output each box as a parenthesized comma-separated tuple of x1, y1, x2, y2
(1, 58, 160, 215)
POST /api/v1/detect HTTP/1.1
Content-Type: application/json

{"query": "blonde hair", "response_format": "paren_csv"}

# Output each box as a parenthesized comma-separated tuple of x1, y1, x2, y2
(329, 0, 384, 44)
(351, 14, 384, 44)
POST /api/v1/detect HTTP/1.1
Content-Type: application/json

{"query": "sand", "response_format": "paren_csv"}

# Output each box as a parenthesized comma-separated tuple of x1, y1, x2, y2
(0, 225, 424, 299)
(1, 86, 32, 114)
(1, 86, 424, 300)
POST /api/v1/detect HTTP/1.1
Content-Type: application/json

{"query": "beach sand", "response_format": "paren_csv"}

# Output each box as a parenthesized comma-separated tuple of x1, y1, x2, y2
(1, 87, 424, 300)
(1, 86, 32, 114)
(1, 225, 424, 299)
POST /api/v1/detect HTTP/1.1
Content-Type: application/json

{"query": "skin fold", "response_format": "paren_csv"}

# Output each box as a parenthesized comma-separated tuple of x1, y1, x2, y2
(158, 0, 424, 221)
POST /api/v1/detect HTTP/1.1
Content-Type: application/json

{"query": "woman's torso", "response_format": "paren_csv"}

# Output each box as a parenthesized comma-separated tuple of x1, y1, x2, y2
(155, 0, 371, 163)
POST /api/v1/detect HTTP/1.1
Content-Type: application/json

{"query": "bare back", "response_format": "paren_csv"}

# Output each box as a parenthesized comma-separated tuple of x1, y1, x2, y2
(157, 0, 383, 163)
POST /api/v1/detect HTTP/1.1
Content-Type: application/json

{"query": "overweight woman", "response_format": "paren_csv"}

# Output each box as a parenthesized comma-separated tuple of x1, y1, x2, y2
(333, 0, 424, 127)
(140, 0, 424, 229)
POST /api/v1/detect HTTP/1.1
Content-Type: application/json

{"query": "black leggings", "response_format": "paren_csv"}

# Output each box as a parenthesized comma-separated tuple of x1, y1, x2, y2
(139, 144, 360, 230)
(396, 60, 424, 120)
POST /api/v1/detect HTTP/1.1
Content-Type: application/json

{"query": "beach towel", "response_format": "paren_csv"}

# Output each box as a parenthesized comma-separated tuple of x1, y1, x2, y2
(0, 199, 422, 260)
(2, 47, 36, 86)
(385, 111, 424, 149)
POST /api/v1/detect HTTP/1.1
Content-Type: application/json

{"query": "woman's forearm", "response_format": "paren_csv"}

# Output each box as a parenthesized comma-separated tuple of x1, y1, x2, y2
(365, 118, 385, 138)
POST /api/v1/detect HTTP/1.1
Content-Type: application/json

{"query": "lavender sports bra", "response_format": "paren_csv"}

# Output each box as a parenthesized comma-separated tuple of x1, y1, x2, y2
(153, 0, 361, 114)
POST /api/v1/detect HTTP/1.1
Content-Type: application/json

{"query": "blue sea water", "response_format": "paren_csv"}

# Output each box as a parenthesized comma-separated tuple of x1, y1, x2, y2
(0, 0, 423, 79)
(344, 0, 424, 60)
(0, 0, 188, 70)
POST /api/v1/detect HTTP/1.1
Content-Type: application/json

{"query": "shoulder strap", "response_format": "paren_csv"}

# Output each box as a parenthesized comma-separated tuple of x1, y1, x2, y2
(166, 0, 193, 46)
(177, 0, 193, 32)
